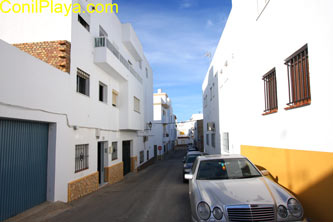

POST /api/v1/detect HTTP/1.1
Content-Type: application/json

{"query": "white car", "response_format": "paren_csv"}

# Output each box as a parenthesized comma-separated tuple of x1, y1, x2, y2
(185, 154, 306, 222)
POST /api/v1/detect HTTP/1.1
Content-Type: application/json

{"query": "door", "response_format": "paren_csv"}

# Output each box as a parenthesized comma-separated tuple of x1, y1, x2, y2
(97, 142, 106, 186)
(0, 119, 48, 221)
(122, 141, 131, 175)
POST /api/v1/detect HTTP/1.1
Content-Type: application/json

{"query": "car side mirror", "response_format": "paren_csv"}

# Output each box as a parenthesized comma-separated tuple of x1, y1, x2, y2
(261, 170, 270, 176)
(184, 174, 193, 180)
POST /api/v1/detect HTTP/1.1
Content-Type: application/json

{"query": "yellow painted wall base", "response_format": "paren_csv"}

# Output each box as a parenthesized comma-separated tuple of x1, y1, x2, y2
(68, 172, 99, 202)
(241, 145, 333, 222)
(104, 162, 124, 185)
(131, 156, 137, 173)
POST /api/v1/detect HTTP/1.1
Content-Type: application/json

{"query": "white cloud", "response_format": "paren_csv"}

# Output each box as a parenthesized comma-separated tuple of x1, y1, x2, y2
(180, 0, 193, 9)
(206, 19, 214, 28)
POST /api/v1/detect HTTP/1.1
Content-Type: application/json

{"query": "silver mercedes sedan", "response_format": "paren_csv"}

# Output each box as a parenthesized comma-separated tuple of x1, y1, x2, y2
(184, 154, 306, 222)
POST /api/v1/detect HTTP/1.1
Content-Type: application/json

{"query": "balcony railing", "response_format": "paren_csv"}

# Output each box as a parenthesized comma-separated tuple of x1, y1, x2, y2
(95, 37, 143, 83)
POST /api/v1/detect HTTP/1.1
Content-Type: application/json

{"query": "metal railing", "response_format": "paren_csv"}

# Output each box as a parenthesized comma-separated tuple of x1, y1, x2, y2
(95, 37, 143, 83)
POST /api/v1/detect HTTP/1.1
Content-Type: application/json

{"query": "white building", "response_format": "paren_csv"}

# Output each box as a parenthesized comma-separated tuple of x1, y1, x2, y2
(0, 0, 154, 219)
(202, 0, 333, 220)
(152, 89, 177, 157)
(176, 114, 203, 146)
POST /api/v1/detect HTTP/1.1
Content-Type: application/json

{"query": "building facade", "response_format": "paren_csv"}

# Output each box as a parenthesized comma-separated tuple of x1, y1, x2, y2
(152, 89, 177, 158)
(202, 0, 333, 220)
(0, 0, 154, 220)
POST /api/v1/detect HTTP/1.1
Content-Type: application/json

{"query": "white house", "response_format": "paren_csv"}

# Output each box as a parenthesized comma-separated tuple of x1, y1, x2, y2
(202, 0, 333, 220)
(152, 89, 177, 158)
(176, 114, 203, 147)
(0, 0, 154, 220)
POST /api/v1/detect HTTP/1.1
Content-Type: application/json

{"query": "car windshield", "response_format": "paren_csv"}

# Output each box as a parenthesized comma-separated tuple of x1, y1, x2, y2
(196, 158, 262, 180)
(186, 154, 200, 163)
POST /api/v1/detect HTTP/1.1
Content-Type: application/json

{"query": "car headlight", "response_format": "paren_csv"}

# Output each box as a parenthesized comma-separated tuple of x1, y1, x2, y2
(212, 207, 223, 220)
(287, 198, 303, 218)
(197, 202, 211, 220)
(277, 205, 288, 218)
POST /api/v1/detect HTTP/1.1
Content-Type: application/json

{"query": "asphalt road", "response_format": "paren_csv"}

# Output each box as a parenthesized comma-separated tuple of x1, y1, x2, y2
(49, 149, 191, 222)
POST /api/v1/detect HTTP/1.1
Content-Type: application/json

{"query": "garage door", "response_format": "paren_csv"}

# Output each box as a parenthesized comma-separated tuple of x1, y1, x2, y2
(0, 119, 49, 221)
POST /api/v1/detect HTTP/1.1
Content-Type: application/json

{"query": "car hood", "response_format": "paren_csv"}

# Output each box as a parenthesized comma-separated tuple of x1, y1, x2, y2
(196, 177, 275, 206)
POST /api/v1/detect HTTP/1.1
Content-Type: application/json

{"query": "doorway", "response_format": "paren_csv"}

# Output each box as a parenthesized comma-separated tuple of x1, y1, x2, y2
(122, 141, 131, 175)
(98, 141, 107, 186)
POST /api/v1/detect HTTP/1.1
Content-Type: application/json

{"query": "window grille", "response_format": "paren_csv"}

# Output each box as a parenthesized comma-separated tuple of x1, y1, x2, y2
(112, 142, 118, 160)
(285, 44, 311, 108)
(263, 68, 278, 113)
(75, 144, 89, 173)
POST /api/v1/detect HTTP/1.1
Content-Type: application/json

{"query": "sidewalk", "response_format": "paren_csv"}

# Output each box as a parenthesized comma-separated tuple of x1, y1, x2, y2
(4, 201, 70, 222)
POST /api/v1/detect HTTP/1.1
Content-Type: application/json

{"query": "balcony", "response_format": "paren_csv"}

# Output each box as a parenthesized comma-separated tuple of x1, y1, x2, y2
(94, 37, 143, 83)
(122, 24, 143, 62)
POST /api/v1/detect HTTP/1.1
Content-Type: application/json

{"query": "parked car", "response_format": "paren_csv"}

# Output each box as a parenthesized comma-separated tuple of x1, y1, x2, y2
(182, 151, 203, 182)
(185, 154, 306, 222)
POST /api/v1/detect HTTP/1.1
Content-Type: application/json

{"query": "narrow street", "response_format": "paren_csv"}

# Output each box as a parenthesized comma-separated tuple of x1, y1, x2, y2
(49, 149, 191, 222)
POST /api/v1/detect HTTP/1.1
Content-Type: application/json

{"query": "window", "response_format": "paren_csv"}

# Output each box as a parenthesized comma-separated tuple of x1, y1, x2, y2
(212, 83, 215, 98)
(223, 132, 229, 153)
(210, 86, 213, 101)
(145, 67, 149, 78)
(134, 96, 140, 113)
(204, 94, 208, 107)
(285, 44, 311, 109)
(140, 151, 144, 164)
(211, 133, 216, 148)
(75, 144, 89, 173)
(99, 82, 108, 103)
(263, 68, 278, 114)
(112, 90, 118, 107)
(139, 61, 142, 70)
(147, 150, 149, 161)
(77, 68, 90, 96)
(78, 14, 90, 32)
(112, 142, 118, 160)
(99, 25, 108, 37)
(206, 134, 209, 145)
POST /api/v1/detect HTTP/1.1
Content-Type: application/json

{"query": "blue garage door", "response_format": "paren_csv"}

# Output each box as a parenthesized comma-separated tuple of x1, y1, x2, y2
(0, 119, 49, 221)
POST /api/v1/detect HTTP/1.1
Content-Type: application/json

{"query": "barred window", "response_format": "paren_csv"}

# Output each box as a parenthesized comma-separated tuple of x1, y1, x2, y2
(112, 142, 118, 161)
(75, 144, 89, 173)
(263, 68, 278, 114)
(285, 44, 311, 109)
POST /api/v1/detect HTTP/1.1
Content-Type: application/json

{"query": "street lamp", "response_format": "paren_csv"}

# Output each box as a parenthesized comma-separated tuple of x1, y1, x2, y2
(147, 121, 152, 130)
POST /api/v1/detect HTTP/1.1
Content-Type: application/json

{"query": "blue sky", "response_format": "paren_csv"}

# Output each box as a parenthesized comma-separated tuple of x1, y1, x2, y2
(116, 0, 232, 121)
